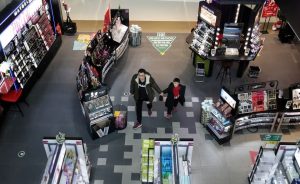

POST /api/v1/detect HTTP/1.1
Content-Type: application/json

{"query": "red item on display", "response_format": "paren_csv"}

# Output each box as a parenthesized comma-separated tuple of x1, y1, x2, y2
(252, 91, 266, 112)
(262, 1, 279, 18)
(103, 6, 111, 33)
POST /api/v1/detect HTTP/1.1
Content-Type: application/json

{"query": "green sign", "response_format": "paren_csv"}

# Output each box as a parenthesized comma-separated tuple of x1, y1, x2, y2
(260, 134, 282, 142)
(147, 32, 176, 55)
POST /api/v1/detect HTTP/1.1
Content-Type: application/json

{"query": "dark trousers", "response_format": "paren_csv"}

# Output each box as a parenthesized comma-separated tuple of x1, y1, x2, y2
(167, 99, 179, 115)
(136, 99, 152, 124)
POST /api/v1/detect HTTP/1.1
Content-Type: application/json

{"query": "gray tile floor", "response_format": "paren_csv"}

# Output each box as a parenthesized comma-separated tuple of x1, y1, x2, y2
(0, 32, 300, 184)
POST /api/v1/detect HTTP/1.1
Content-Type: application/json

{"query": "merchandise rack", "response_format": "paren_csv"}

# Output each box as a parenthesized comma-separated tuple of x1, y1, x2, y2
(202, 87, 236, 144)
(248, 142, 300, 184)
(76, 9, 129, 139)
(0, 0, 61, 97)
(41, 136, 91, 184)
(141, 138, 193, 184)
(277, 111, 300, 132)
(232, 81, 280, 135)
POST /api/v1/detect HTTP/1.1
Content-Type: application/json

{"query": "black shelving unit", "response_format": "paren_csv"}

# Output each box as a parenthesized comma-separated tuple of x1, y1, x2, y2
(0, 0, 61, 98)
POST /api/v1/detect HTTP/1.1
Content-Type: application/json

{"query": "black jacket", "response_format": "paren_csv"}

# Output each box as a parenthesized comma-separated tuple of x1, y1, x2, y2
(163, 83, 186, 107)
(130, 72, 161, 102)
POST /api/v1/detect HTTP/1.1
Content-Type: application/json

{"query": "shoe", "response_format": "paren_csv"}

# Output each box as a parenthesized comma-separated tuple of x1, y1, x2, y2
(148, 109, 152, 116)
(165, 114, 171, 120)
(133, 122, 142, 129)
(172, 107, 177, 112)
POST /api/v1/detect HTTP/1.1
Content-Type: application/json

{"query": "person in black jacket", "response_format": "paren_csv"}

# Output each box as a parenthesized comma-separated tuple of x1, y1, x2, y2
(160, 78, 186, 119)
(130, 68, 163, 129)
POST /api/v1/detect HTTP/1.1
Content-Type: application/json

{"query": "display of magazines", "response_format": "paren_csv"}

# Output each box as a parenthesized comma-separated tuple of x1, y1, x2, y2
(237, 90, 277, 115)
(141, 138, 193, 184)
(248, 143, 300, 184)
(41, 137, 91, 184)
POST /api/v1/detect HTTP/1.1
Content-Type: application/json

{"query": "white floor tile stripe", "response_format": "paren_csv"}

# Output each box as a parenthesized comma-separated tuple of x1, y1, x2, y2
(99, 145, 108, 152)
(142, 111, 157, 117)
(191, 97, 200, 102)
(97, 158, 107, 166)
(121, 96, 129, 102)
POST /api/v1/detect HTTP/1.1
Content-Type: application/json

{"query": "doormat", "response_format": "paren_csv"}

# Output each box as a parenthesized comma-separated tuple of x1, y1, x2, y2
(147, 32, 176, 55)
(73, 34, 94, 50)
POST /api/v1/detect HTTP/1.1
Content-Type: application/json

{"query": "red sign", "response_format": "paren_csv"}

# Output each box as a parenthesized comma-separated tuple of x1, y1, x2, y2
(262, 1, 279, 18)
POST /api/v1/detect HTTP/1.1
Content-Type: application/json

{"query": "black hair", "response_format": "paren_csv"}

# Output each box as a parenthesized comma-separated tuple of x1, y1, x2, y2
(138, 68, 146, 74)
(173, 78, 180, 83)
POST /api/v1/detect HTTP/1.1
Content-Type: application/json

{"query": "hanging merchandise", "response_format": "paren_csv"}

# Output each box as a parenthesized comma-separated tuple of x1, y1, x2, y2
(129, 24, 142, 47)
(62, 1, 77, 35)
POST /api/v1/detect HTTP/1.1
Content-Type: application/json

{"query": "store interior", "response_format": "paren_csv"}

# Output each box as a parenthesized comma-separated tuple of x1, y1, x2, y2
(0, 0, 300, 184)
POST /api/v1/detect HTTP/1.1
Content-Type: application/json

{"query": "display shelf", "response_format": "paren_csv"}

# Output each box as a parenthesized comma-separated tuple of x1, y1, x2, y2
(41, 136, 91, 184)
(200, 98, 212, 125)
(249, 143, 300, 184)
(233, 112, 278, 133)
(143, 138, 193, 184)
(206, 123, 230, 140)
(237, 90, 277, 115)
(0, 0, 58, 92)
(276, 112, 300, 132)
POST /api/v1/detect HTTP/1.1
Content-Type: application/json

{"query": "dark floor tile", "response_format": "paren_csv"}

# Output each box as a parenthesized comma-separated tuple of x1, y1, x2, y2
(235, 130, 244, 134)
(124, 146, 133, 152)
(142, 127, 157, 133)
(131, 173, 141, 181)
(223, 141, 231, 147)
(282, 129, 291, 135)
(134, 133, 141, 139)
(165, 127, 173, 134)
(205, 133, 214, 140)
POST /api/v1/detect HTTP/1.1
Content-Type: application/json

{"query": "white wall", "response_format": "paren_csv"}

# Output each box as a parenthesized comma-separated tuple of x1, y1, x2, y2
(63, 0, 199, 21)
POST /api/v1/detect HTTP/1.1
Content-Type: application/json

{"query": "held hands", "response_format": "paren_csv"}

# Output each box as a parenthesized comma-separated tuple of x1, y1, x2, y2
(159, 93, 164, 101)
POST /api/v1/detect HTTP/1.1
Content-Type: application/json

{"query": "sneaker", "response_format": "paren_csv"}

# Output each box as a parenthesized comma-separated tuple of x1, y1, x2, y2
(148, 109, 152, 116)
(165, 114, 171, 120)
(133, 122, 142, 129)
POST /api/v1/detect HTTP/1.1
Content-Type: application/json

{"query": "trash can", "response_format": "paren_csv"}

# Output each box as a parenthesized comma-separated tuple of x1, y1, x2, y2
(129, 25, 142, 47)
(113, 104, 128, 130)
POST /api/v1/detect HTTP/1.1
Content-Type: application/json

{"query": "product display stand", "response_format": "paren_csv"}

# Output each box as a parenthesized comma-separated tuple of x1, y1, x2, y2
(76, 9, 130, 139)
(248, 142, 300, 184)
(0, 0, 62, 97)
(190, 1, 264, 78)
(141, 137, 193, 184)
(276, 112, 300, 132)
(202, 87, 237, 144)
(80, 86, 114, 139)
(41, 134, 91, 184)
(233, 81, 280, 135)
